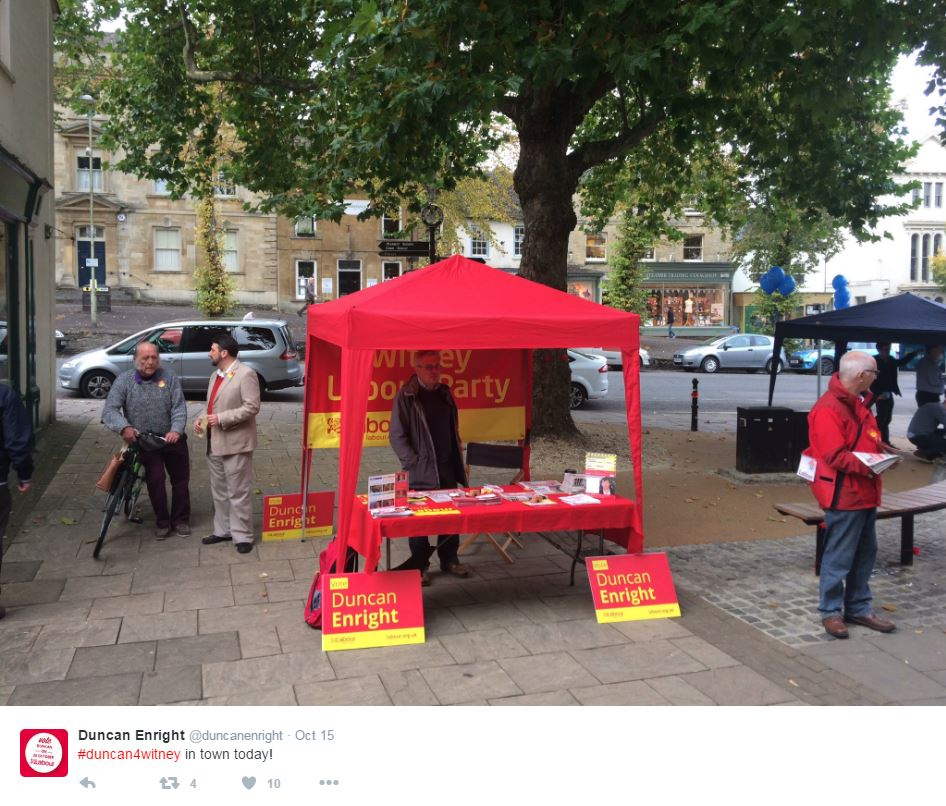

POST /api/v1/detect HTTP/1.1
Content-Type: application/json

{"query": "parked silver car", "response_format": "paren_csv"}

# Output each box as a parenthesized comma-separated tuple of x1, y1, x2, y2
(672, 333, 787, 374)
(569, 349, 609, 409)
(58, 319, 304, 398)
(575, 347, 650, 370)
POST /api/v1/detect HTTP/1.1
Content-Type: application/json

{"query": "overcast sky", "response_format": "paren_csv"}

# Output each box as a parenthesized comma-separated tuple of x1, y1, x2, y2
(891, 53, 942, 142)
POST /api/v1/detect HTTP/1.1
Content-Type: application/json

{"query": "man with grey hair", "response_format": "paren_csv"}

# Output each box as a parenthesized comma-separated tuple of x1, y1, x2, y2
(804, 350, 895, 638)
(102, 340, 190, 538)
(390, 349, 470, 586)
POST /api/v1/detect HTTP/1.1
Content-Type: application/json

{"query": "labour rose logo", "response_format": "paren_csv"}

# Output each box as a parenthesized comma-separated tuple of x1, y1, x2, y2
(20, 729, 68, 777)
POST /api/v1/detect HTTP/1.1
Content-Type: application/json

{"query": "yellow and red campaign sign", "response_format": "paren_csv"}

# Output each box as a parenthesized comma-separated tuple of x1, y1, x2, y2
(261, 491, 335, 542)
(305, 343, 527, 448)
(321, 570, 425, 651)
(586, 553, 681, 623)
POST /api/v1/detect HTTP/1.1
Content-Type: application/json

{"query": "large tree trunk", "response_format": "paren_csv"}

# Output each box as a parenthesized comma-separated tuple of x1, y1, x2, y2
(515, 124, 581, 439)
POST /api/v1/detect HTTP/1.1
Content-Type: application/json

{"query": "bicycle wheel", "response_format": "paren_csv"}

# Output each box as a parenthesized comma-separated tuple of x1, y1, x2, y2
(94, 466, 131, 559)
(125, 475, 145, 523)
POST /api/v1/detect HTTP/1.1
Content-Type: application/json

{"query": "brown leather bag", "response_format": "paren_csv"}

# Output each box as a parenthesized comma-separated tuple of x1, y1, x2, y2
(95, 451, 124, 493)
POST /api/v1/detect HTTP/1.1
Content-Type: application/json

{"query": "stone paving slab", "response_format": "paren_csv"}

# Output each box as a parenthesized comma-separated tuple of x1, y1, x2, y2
(4, 407, 944, 707)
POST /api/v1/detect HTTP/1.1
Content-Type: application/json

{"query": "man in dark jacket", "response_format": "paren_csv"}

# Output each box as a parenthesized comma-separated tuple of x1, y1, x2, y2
(390, 350, 470, 586)
(806, 351, 895, 639)
(0, 385, 33, 620)
(870, 342, 918, 444)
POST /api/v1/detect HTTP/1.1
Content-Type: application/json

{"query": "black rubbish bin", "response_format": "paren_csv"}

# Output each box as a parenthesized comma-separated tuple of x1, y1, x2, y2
(790, 410, 810, 470)
(736, 406, 794, 473)
(81, 288, 112, 313)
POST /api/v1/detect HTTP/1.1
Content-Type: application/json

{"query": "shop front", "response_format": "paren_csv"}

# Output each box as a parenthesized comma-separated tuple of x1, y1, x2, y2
(640, 263, 736, 334)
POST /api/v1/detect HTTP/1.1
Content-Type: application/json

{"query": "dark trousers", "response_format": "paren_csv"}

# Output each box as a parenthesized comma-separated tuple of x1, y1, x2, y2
(874, 397, 894, 444)
(139, 438, 191, 528)
(410, 463, 461, 569)
(916, 391, 940, 407)
(909, 430, 946, 458)
(0, 484, 10, 596)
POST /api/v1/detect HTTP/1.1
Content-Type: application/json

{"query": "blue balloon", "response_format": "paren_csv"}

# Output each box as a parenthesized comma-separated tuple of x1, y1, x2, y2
(834, 288, 851, 309)
(777, 275, 796, 296)
(759, 266, 785, 295)
(831, 274, 849, 291)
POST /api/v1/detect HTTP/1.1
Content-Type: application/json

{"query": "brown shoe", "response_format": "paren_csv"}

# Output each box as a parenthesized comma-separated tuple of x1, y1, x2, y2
(822, 615, 849, 639)
(155, 526, 171, 540)
(844, 613, 896, 633)
(442, 561, 470, 578)
(420, 570, 431, 587)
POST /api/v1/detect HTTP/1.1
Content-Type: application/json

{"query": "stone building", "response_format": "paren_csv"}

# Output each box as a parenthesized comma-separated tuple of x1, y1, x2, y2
(54, 110, 278, 307)
(0, 0, 58, 427)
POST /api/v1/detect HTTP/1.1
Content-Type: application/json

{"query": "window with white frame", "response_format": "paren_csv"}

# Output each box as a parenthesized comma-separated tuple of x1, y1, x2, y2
(76, 153, 104, 192)
(936, 182, 943, 208)
(338, 259, 362, 296)
(469, 228, 489, 257)
(923, 182, 932, 207)
(295, 259, 316, 299)
(152, 179, 170, 195)
(683, 235, 704, 261)
(383, 261, 402, 281)
(381, 213, 401, 236)
(154, 228, 181, 271)
(213, 172, 236, 197)
(912, 186, 922, 205)
(909, 229, 945, 283)
(294, 216, 316, 236)
(585, 233, 606, 261)
(513, 226, 525, 257)
(642, 247, 656, 261)
(222, 230, 239, 272)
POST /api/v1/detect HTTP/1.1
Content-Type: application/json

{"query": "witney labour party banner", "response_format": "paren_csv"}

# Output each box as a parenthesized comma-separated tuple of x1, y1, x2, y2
(306, 343, 527, 449)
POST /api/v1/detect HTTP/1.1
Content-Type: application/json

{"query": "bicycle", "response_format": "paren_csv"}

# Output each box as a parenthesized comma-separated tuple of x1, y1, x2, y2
(93, 431, 166, 559)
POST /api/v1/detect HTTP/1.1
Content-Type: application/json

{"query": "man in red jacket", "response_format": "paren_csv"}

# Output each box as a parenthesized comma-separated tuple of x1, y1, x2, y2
(807, 350, 896, 639)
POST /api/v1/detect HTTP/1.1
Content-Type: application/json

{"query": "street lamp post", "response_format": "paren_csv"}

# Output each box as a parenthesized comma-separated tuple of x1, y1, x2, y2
(80, 94, 97, 326)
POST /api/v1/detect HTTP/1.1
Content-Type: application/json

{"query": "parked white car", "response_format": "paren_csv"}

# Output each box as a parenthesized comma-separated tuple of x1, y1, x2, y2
(575, 347, 650, 370)
(568, 349, 609, 409)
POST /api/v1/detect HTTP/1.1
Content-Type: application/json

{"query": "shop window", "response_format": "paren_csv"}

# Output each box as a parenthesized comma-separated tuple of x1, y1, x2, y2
(295, 259, 315, 299)
(154, 228, 181, 271)
(585, 233, 606, 262)
(683, 236, 703, 261)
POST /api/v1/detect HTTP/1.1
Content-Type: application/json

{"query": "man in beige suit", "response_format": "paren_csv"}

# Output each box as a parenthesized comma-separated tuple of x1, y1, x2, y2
(194, 334, 261, 554)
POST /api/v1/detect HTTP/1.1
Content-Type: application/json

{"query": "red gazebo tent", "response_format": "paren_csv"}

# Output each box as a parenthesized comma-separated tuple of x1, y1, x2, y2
(303, 255, 645, 569)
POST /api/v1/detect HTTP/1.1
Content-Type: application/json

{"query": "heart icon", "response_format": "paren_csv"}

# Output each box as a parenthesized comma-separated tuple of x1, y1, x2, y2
(242, 776, 256, 790)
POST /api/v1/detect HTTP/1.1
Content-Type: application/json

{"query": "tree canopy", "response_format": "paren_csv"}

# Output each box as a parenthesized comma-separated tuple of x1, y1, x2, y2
(56, 0, 946, 435)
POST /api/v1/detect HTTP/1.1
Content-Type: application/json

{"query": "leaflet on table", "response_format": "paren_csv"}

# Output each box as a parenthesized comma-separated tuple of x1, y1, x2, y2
(562, 472, 589, 493)
(522, 494, 557, 506)
(367, 470, 409, 515)
(560, 493, 601, 506)
(584, 452, 617, 495)
(853, 452, 902, 474)
(518, 480, 562, 495)
(421, 488, 462, 503)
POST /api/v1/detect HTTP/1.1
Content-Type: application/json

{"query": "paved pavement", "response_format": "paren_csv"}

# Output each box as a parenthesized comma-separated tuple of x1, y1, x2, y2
(2, 388, 944, 707)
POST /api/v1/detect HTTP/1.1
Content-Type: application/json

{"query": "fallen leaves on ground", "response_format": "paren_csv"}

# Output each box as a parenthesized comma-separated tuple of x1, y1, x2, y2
(881, 603, 897, 612)
(61, 517, 78, 525)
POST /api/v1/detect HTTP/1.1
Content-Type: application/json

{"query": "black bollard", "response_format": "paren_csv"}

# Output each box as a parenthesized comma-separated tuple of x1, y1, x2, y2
(691, 378, 699, 431)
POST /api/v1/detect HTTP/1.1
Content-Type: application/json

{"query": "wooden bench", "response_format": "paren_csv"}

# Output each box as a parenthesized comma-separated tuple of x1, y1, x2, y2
(774, 480, 946, 574)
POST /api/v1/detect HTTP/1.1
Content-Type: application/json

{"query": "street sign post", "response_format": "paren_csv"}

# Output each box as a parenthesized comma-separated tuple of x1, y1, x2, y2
(378, 240, 430, 258)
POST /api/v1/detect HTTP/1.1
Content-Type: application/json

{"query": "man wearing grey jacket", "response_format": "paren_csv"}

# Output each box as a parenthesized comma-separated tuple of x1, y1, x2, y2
(102, 341, 190, 538)
(390, 350, 470, 585)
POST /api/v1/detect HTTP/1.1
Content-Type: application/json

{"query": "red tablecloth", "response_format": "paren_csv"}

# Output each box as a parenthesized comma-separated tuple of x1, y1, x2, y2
(350, 490, 642, 572)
